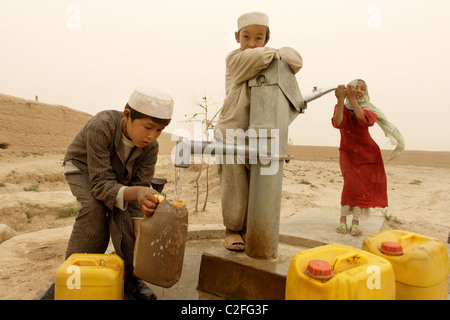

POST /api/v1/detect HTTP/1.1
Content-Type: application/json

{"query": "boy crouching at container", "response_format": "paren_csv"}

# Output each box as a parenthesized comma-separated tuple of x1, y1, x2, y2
(41, 86, 173, 300)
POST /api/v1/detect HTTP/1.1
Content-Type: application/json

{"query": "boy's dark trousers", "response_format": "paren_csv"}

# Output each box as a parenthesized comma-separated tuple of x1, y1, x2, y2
(64, 171, 135, 267)
(61, 171, 156, 300)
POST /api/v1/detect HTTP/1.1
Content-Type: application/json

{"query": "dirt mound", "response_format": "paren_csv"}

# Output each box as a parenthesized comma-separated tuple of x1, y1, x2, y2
(0, 93, 176, 157)
(0, 93, 92, 156)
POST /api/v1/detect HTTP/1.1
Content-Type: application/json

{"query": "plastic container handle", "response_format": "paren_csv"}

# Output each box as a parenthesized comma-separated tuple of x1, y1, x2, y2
(72, 258, 100, 266)
(332, 252, 360, 271)
(398, 233, 415, 247)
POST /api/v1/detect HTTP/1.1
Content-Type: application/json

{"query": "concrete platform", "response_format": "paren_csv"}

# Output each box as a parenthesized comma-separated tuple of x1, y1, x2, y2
(279, 207, 385, 249)
(146, 208, 386, 300)
(147, 239, 310, 300)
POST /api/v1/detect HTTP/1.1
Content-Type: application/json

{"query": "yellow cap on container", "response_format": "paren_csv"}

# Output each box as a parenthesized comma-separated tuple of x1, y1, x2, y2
(172, 200, 185, 207)
(306, 260, 333, 281)
(379, 241, 403, 256)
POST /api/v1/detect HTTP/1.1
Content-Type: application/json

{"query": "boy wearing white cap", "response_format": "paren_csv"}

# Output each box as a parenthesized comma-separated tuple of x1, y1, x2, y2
(42, 86, 173, 300)
(216, 12, 303, 251)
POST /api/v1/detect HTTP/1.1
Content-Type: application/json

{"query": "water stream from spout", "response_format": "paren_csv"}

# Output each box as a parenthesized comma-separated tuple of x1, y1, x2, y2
(174, 167, 185, 202)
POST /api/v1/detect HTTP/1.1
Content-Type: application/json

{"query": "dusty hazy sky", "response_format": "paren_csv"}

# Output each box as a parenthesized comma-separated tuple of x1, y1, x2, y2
(1, 0, 449, 151)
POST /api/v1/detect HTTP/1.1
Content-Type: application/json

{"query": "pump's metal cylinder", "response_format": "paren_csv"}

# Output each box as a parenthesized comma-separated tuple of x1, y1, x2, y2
(245, 59, 304, 259)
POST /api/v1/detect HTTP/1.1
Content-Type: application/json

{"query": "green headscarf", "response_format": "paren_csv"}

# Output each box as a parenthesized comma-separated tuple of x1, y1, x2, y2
(344, 79, 405, 160)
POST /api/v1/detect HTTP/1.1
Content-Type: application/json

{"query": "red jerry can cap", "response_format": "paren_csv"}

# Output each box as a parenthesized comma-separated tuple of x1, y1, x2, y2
(306, 260, 333, 281)
(379, 241, 404, 256)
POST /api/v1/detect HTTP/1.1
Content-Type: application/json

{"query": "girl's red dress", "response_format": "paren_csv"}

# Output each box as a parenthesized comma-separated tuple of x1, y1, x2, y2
(332, 106, 388, 208)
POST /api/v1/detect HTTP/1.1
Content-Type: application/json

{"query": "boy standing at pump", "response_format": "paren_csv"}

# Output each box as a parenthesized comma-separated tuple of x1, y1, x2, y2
(215, 12, 303, 251)
(42, 86, 173, 300)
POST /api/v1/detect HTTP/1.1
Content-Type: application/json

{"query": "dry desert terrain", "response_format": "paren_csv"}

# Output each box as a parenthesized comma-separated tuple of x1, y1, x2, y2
(0, 93, 449, 299)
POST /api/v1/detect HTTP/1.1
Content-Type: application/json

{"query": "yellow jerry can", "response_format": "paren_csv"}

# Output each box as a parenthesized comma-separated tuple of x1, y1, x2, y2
(55, 253, 124, 300)
(286, 244, 396, 300)
(362, 230, 449, 300)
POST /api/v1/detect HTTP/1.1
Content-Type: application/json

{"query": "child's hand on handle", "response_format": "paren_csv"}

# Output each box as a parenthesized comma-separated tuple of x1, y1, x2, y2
(346, 84, 357, 102)
(346, 84, 366, 120)
(335, 85, 346, 102)
(333, 85, 346, 126)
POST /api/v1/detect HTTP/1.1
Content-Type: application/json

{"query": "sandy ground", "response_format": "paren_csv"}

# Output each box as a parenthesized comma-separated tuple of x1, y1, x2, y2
(0, 93, 449, 300)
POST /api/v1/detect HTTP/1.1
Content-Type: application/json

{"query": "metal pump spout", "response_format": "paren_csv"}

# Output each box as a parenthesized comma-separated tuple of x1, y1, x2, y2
(174, 138, 279, 168)
(174, 139, 254, 168)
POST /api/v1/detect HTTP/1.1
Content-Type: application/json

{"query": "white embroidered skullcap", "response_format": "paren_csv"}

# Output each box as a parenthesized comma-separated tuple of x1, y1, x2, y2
(128, 86, 173, 119)
(237, 11, 269, 31)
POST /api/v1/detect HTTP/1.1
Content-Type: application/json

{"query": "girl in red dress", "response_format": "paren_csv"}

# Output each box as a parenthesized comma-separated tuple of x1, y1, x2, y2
(332, 79, 404, 236)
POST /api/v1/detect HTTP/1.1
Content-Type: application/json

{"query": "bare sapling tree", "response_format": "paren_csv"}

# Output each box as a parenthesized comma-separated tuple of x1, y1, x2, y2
(184, 96, 221, 212)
